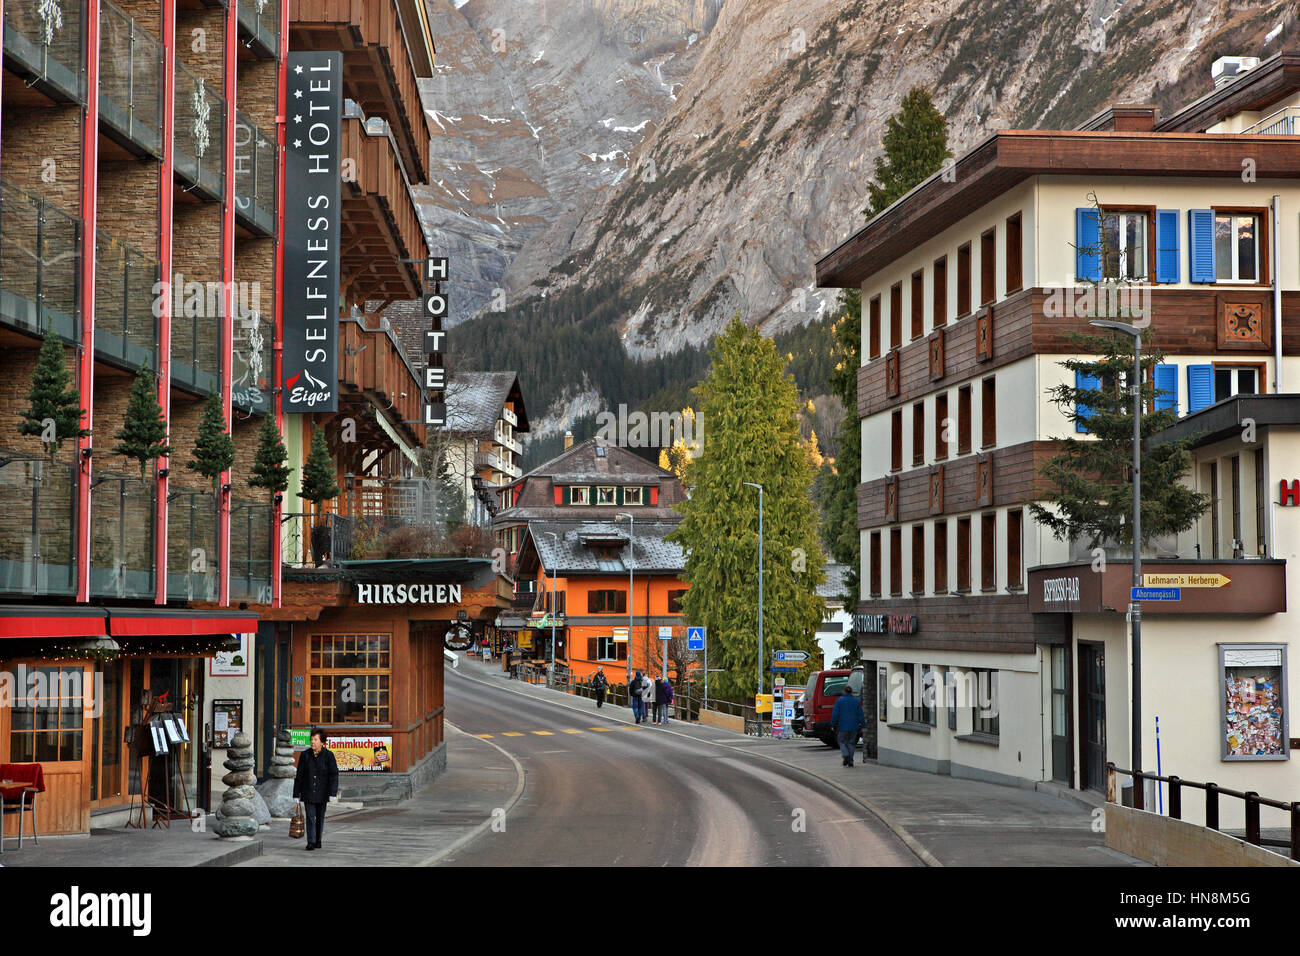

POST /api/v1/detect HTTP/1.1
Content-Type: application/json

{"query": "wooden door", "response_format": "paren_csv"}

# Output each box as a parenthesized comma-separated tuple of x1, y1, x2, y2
(1077, 643, 1107, 793)
(3, 663, 93, 835)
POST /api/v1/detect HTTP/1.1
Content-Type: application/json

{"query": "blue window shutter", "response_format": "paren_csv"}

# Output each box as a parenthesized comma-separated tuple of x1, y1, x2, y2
(1153, 363, 1178, 413)
(1076, 370, 1100, 433)
(1187, 364, 1214, 413)
(1155, 210, 1180, 283)
(1188, 209, 1215, 283)
(1076, 208, 1101, 282)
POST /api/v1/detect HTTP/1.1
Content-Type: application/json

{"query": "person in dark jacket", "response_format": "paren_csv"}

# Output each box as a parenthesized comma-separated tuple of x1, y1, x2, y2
(656, 678, 674, 724)
(592, 668, 609, 709)
(293, 728, 340, 850)
(830, 684, 866, 767)
(629, 670, 645, 723)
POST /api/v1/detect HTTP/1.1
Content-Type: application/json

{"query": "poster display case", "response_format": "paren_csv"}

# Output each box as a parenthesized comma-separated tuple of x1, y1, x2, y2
(1220, 644, 1289, 760)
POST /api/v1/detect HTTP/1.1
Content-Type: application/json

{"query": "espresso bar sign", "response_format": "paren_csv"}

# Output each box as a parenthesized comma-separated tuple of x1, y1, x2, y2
(356, 583, 463, 605)
(283, 51, 342, 413)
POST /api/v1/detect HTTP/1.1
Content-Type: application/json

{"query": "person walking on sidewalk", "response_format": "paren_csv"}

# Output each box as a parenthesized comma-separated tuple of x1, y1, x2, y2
(592, 668, 609, 709)
(656, 677, 673, 724)
(642, 671, 657, 724)
(293, 728, 339, 850)
(830, 684, 866, 767)
(629, 670, 645, 723)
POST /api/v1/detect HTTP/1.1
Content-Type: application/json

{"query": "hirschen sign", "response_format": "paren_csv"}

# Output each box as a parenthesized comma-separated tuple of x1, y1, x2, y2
(283, 52, 342, 413)
(355, 583, 463, 605)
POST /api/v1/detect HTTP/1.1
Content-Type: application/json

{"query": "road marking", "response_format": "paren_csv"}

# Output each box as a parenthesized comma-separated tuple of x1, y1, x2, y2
(589, 727, 615, 732)
(531, 730, 554, 736)
(502, 732, 524, 737)
(561, 729, 583, 734)
(475, 733, 494, 738)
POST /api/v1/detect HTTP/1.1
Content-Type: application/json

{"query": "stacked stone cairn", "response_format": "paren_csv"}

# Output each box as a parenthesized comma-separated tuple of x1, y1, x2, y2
(257, 729, 300, 819)
(213, 732, 271, 837)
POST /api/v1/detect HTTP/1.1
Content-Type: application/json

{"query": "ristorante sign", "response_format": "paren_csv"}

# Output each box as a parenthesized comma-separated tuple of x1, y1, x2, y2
(283, 51, 342, 413)
(855, 613, 919, 635)
(355, 583, 463, 605)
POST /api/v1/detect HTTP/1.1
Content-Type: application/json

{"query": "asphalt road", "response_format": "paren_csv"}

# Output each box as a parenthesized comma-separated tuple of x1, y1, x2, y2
(439, 668, 920, 867)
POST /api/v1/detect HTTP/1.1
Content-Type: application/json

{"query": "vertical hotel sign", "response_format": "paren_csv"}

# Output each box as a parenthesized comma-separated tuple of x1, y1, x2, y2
(283, 52, 342, 413)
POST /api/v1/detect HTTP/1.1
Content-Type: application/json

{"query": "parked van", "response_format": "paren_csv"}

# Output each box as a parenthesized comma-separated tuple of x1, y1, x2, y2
(796, 668, 865, 747)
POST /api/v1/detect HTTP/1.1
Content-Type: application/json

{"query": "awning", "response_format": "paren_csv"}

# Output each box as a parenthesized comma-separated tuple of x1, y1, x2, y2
(107, 608, 259, 637)
(0, 607, 109, 640)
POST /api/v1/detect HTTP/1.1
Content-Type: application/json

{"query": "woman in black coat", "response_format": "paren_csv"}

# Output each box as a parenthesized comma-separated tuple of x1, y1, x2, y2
(293, 729, 339, 850)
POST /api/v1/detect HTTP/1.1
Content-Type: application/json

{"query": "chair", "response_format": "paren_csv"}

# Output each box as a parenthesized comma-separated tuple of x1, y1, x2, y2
(0, 762, 45, 852)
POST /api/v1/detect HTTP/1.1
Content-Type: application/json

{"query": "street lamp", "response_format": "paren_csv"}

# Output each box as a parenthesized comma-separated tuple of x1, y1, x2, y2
(1090, 318, 1145, 804)
(542, 530, 560, 682)
(743, 482, 764, 734)
(615, 512, 634, 686)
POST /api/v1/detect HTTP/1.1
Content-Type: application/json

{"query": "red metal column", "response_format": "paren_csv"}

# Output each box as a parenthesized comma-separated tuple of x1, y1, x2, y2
(75, 0, 102, 604)
(271, 0, 290, 609)
(218, 0, 238, 606)
(155, 0, 178, 605)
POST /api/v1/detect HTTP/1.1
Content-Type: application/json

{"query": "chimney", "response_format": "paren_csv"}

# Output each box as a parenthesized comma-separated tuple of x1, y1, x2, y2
(1212, 56, 1260, 89)
(564, 430, 573, 450)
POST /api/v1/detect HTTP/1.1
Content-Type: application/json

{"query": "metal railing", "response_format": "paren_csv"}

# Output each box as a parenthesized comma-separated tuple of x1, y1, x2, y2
(167, 491, 218, 601)
(169, 279, 221, 395)
(236, 0, 279, 59)
(282, 512, 354, 569)
(89, 471, 155, 599)
(98, 0, 163, 155)
(555, 672, 760, 731)
(1242, 105, 1300, 136)
(3, 0, 85, 102)
(230, 497, 273, 603)
(1108, 762, 1300, 861)
(234, 110, 276, 235)
(0, 179, 80, 342)
(95, 228, 158, 371)
(0, 451, 77, 597)
(174, 58, 225, 197)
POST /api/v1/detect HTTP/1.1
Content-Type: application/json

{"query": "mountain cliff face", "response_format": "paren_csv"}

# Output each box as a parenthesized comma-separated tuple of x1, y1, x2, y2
(428, 0, 1295, 436)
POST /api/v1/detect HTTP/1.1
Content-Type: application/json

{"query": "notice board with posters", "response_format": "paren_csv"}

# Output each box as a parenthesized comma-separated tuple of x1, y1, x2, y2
(212, 699, 243, 749)
(1220, 644, 1289, 760)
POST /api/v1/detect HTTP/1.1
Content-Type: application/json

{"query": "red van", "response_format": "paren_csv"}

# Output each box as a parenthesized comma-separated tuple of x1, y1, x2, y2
(796, 668, 865, 747)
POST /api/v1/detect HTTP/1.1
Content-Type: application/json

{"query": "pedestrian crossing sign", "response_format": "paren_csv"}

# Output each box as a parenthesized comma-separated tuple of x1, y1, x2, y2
(687, 626, 705, 650)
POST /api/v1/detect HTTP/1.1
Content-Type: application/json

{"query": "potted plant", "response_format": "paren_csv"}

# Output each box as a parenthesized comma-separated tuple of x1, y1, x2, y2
(300, 428, 339, 566)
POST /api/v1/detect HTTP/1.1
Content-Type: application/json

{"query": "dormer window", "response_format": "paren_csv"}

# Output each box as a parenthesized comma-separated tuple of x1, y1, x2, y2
(570, 486, 590, 505)
(597, 486, 617, 505)
(623, 486, 643, 505)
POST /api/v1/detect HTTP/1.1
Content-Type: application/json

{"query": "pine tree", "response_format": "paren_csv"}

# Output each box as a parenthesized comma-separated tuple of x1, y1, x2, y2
(666, 319, 826, 702)
(113, 365, 171, 478)
(187, 392, 235, 489)
(18, 329, 89, 455)
(300, 428, 339, 512)
(248, 414, 291, 496)
(863, 87, 953, 220)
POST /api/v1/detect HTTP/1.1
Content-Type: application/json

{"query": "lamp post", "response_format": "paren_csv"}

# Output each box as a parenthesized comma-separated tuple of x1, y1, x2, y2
(542, 531, 559, 682)
(743, 482, 764, 735)
(1090, 318, 1145, 805)
(616, 512, 634, 686)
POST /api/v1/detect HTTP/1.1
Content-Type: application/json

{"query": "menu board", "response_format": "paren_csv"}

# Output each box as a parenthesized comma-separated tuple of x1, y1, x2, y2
(331, 734, 393, 772)
(1222, 647, 1287, 759)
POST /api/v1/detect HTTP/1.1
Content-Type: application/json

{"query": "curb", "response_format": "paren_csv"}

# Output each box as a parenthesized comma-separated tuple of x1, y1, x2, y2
(417, 720, 527, 867)
(450, 664, 940, 867)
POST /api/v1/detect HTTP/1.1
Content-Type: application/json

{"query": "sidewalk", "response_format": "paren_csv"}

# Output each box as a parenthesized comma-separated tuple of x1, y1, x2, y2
(454, 654, 1144, 867)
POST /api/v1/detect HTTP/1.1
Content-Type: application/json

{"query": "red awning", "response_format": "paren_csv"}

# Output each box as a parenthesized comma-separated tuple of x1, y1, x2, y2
(0, 607, 109, 640)
(107, 609, 259, 637)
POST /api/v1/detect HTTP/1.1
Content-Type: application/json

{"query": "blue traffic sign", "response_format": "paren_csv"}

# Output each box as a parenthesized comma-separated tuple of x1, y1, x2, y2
(1131, 587, 1181, 601)
(687, 626, 706, 650)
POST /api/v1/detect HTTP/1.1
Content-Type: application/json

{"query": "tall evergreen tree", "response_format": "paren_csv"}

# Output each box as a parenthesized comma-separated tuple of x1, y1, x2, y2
(187, 392, 235, 489)
(667, 319, 825, 702)
(248, 414, 291, 496)
(113, 365, 171, 478)
(863, 87, 953, 220)
(300, 428, 339, 512)
(18, 329, 89, 455)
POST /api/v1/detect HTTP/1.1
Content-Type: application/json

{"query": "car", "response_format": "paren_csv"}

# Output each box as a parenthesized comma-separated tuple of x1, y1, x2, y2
(797, 668, 866, 748)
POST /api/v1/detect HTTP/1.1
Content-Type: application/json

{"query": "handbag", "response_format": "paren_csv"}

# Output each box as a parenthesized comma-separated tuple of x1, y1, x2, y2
(289, 802, 305, 839)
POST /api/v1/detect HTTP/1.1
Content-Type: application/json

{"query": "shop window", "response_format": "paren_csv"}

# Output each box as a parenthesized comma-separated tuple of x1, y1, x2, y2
(932, 256, 947, 328)
(1221, 645, 1288, 759)
(878, 667, 889, 722)
(902, 663, 931, 725)
(957, 243, 971, 317)
(9, 666, 86, 763)
(596, 486, 617, 505)
(667, 589, 687, 613)
(911, 269, 924, 339)
(957, 385, 972, 455)
(308, 635, 391, 725)
(588, 589, 628, 614)
(889, 282, 902, 350)
(869, 295, 881, 360)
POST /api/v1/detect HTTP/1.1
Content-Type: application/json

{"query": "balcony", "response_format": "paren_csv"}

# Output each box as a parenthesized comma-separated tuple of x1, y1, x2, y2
(89, 471, 155, 599)
(168, 490, 218, 601)
(338, 318, 425, 448)
(95, 228, 158, 371)
(98, 0, 163, 157)
(234, 110, 276, 236)
(236, 0, 279, 60)
(3, 0, 85, 103)
(0, 451, 77, 597)
(174, 58, 225, 199)
(229, 496, 273, 603)
(0, 180, 80, 343)
(1242, 105, 1300, 135)
(231, 310, 270, 414)
(501, 405, 518, 428)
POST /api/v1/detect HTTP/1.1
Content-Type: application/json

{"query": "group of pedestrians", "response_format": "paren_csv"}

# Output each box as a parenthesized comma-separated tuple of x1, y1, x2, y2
(614, 668, 672, 724)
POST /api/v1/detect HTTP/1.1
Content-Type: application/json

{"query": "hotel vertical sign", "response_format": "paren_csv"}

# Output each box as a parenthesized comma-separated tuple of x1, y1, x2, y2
(424, 257, 449, 426)
(283, 52, 342, 413)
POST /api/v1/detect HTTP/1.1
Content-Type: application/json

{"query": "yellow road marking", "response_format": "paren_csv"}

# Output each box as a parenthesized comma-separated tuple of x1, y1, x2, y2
(475, 733, 494, 738)
(531, 730, 554, 736)
(502, 732, 524, 737)
(590, 727, 615, 732)
(561, 729, 583, 734)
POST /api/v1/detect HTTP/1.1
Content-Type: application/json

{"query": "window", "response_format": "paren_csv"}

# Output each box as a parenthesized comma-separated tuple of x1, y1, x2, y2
(1209, 462, 1220, 559)
(9, 666, 86, 762)
(956, 518, 971, 592)
(570, 486, 590, 505)
(1214, 212, 1261, 283)
(932, 256, 947, 328)
(889, 282, 902, 350)
(1005, 213, 1022, 293)
(911, 270, 924, 339)
(594, 635, 628, 662)
(1214, 365, 1259, 402)
(588, 589, 628, 614)
(1230, 455, 1242, 555)
(971, 669, 999, 737)
(667, 589, 687, 613)
(1101, 210, 1149, 280)
(869, 531, 881, 597)
(623, 486, 643, 505)
(1220, 644, 1288, 759)
(869, 295, 881, 360)
(980, 512, 997, 591)
(957, 243, 971, 316)
(957, 385, 972, 454)
(980, 228, 996, 305)
(1255, 449, 1266, 556)
(891, 410, 903, 472)
(933, 520, 947, 593)
(912, 402, 925, 466)
(935, 393, 949, 460)
(1006, 508, 1023, 589)
(981, 377, 996, 449)
(309, 634, 391, 725)
(541, 589, 567, 615)
(889, 528, 902, 596)
(911, 524, 925, 594)
(902, 663, 932, 725)
(596, 486, 617, 505)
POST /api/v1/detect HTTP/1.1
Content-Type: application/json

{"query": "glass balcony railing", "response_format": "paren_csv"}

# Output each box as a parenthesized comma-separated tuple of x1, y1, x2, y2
(95, 228, 158, 371)
(89, 471, 155, 599)
(236, 0, 279, 60)
(98, 0, 163, 156)
(232, 310, 270, 414)
(235, 110, 276, 236)
(0, 451, 77, 597)
(167, 491, 217, 602)
(3, 0, 85, 103)
(174, 59, 225, 198)
(0, 180, 80, 342)
(229, 497, 273, 603)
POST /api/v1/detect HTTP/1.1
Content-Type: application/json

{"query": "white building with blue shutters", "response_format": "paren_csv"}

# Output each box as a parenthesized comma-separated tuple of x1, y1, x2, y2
(815, 51, 1300, 827)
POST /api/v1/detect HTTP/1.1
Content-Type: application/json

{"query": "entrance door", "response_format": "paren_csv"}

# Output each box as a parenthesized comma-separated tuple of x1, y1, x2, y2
(4, 663, 94, 835)
(1077, 643, 1106, 792)
(1050, 645, 1072, 785)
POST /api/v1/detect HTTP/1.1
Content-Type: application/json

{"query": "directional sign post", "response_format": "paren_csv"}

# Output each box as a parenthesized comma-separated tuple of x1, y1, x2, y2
(1142, 573, 1230, 589)
(1131, 587, 1181, 602)
(774, 650, 809, 664)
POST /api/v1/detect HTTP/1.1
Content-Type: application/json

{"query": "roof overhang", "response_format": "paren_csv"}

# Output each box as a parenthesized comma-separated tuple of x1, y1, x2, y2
(1156, 52, 1300, 133)
(1149, 394, 1300, 450)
